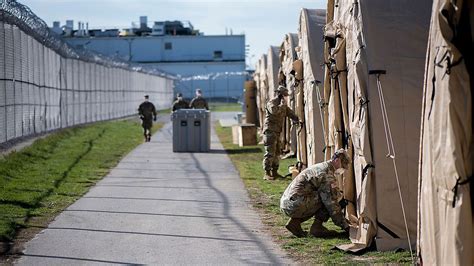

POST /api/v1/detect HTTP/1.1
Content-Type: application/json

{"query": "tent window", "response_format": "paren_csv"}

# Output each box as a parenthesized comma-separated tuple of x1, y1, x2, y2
(165, 42, 172, 50)
(213, 50, 223, 59)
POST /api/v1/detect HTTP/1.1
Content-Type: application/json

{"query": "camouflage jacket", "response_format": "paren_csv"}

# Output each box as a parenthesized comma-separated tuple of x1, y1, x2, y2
(138, 101, 157, 121)
(263, 97, 299, 133)
(190, 96, 209, 110)
(172, 99, 189, 111)
(281, 161, 348, 229)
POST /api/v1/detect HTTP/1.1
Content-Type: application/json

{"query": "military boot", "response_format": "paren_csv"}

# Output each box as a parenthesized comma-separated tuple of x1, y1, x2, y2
(309, 219, 338, 237)
(271, 169, 284, 179)
(263, 170, 274, 180)
(285, 218, 307, 237)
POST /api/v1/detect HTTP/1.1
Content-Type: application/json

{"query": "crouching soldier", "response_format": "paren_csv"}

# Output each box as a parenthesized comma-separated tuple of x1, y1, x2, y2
(138, 95, 157, 142)
(280, 149, 351, 237)
(262, 85, 301, 180)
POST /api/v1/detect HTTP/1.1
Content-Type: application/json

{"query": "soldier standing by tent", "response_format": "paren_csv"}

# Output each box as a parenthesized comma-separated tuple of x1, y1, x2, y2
(262, 85, 301, 180)
(138, 95, 157, 142)
(172, 92, 188, 111)
(189, 88, 209, 110)
(280, 149, 351, 237)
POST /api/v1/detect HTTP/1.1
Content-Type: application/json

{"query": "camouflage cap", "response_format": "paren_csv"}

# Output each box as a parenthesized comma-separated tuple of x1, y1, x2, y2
(275, 85, 289, 96)
(333, 149, 350, 169)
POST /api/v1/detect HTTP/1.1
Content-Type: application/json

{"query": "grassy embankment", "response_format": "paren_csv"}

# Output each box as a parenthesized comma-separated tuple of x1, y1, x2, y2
(0, 119, 162, 248)
(215, 124, 412, 264)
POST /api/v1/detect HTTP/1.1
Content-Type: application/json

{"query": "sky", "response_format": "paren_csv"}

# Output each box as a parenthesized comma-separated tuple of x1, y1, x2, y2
(18, 0, 326, 69)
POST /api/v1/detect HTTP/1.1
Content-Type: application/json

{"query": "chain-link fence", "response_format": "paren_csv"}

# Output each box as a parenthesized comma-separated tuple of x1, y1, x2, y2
(0, 0, 175, 145)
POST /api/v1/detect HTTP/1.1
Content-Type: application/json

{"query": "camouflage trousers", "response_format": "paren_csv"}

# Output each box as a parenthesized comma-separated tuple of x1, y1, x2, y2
(280, 193, 330, 222)
(262, 130, 282, 171)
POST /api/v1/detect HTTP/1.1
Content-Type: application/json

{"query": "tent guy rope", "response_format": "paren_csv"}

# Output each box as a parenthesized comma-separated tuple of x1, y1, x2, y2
(371, 70, 414, 263)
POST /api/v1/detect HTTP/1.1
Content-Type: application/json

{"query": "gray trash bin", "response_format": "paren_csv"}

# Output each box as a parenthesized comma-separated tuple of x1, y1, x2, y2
(172, 109, 211, 152)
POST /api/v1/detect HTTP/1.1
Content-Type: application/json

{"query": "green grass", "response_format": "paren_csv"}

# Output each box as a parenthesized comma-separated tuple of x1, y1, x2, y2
(209, 102, 243, 112)
(0, 119, 162, 243)
(215, 124, 412, 264)
(157, 108, 172, 115)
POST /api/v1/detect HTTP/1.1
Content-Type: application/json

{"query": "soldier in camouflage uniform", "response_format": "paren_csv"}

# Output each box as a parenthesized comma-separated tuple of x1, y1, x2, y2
(138, 95, 157, 142)
(172, 93, 189, 111)
(262, 85, 301, 180)
(280, 149, 350, 237)
(189, 88, 209, 110)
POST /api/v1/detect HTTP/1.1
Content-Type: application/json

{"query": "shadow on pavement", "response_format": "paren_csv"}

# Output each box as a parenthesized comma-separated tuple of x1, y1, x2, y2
(20, 254, 139, 265)
(190, 153, 282, 264)
(82, 196, 224, 204)
(39, 227, 256, 243)
(95, 184, 211, 190)
(64, 209, 228, 219)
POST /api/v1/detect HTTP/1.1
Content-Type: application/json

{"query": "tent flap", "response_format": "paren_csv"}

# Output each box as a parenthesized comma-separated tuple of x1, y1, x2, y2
(418, 0, 473, 264)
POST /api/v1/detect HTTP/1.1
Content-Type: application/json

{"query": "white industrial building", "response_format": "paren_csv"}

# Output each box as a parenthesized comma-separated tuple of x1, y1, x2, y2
(53, 17, 247, 101)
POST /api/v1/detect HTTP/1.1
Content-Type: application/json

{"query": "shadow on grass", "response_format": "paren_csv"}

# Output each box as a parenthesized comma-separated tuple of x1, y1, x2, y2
(314, 231, 350, 240)
(208, 148, 261, 155)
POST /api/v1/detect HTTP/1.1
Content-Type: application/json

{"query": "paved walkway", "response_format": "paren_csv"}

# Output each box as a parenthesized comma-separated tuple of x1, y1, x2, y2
(16, 112, 292, 265)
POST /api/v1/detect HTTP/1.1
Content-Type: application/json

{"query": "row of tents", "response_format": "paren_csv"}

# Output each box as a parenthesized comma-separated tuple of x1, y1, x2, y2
(246, 0, 472, 264)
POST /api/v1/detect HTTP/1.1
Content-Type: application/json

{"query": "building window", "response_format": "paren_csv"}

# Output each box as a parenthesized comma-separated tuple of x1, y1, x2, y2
(213, 50, 223, 59)
(165, 42, 172, 50)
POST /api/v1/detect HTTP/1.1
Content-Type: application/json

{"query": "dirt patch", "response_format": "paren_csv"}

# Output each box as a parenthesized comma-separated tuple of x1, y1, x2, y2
(0, 215, 55, 265)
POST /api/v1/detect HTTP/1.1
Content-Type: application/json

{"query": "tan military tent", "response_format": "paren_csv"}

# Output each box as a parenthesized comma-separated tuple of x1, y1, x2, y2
(279, 33, 299, 157)
(253, 58, 262, 128)
(417, 0, 473, 264)
(323, 0, 432, 252)
(297, 8, 326, 168)
(244, 80, 258, 126)
(267, 46, 281, 99)
(252, 59, 260, 127)
(255, 54, 268, 134)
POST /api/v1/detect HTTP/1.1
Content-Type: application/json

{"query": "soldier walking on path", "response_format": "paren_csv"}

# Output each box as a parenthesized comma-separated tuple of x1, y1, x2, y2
(190, 88, 209, 110)
(172, 92, 189, 111)
(138, 95, 157, 142)
(280, 149, 352, 237)
(262, 85, 301, 180)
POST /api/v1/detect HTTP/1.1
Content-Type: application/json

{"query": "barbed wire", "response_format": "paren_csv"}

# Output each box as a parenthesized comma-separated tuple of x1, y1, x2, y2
(178, 71, 250, 81)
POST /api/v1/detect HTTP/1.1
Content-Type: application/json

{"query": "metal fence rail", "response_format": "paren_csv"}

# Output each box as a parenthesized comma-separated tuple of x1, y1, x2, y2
(0, 1, 174, 144)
